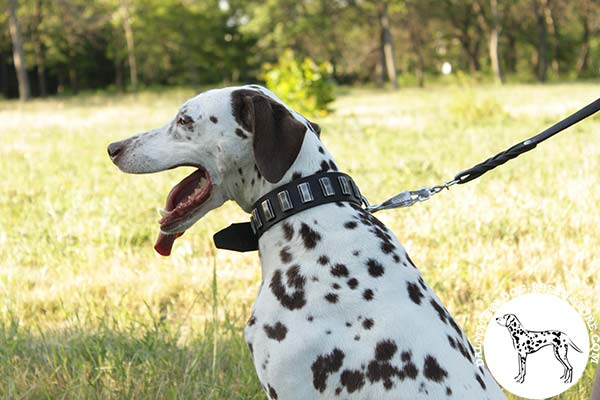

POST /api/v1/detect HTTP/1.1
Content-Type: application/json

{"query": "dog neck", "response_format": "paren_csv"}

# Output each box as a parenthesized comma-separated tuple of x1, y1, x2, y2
(225, 131, 339, 213)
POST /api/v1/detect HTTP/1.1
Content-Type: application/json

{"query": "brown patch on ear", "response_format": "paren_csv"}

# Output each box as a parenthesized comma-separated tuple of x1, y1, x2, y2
(231, 90, 255, 132)
(232, 89, 306, 183)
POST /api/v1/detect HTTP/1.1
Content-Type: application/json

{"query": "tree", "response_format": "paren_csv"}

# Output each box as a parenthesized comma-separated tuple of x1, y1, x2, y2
(377, 1, 399, 89)
(119, 0, 138, 92)
(488, 0, 504, 83)
(533, 0, 548, 82)
(33, 0, 47, 97)
(8, 0, 30, 100)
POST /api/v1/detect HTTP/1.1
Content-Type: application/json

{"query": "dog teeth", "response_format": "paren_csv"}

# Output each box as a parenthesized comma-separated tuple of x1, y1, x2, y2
(159, 208, 170, 217)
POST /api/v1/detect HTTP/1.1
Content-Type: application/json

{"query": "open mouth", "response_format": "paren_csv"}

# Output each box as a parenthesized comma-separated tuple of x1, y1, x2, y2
(154, 166, 212, 256)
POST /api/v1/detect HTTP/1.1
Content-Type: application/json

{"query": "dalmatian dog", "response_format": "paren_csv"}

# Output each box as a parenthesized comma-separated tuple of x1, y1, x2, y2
(496, 313, 583, 384)
(108, 85, 506, 399)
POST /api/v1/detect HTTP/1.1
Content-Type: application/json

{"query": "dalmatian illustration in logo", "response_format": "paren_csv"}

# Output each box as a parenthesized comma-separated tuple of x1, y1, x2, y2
(496, 313, 583, 384)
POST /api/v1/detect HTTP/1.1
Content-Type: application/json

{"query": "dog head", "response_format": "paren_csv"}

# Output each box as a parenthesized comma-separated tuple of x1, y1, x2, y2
(108, 85, 323, 255)
(496, 313, 520, 328)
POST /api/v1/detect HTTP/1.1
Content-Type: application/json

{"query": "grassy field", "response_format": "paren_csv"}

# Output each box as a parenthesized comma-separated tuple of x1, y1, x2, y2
(1, 83, 599, 399)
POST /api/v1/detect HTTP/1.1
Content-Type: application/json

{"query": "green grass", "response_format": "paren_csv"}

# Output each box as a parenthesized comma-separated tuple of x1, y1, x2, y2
(1, 83, 599, 399)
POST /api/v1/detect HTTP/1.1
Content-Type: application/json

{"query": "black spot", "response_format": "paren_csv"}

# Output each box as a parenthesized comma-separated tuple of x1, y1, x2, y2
(430, 299, 448, 324)
(354, 335, 360, 341)
(307, 315, 314, 322)
(447, 335, 456, 348)
(363, 289, 374, 301)
(446, 386, 452, 395)
(352, 250, 360, 256)
(210, 116, 218, 123)
(448, 315, 463, 337)
(367, 339, 402, 389)
(300, 223, 321, 249)
(318, 255, 329, 265)
(329, 160, 338, 171)
(325, 293, 338, 303)
(325, 329, 332, 335)
(418, 276, 427, 290)
(248, 315, 256, 326)
(407, 281, 425, 305)
(311, 348, 345, 393)
(345, 322, 352, 327)
(318, 146, 325, 154)
(286, 265, 304, 288)
(267, 384, 278, 399)
(405, 252, 418, 268)
(366, 259, 385, 277)
(263, 322, 288, 341)
(347, 278, 359, 289)
(362, 318, 374, 330)
(344, 221, 358, 229)
(375, 340, 397, 361)
(340, 369, 365, 393)
(319, 160, 330, 172)
(423, 355, 448, 383)
(330, 263, 349, 277)
(331, 283, 341, 290)
(280, 246, 292, 264)
(269, 269, 306, 310)
(248, 342, 253, 354)
(283, 223, 294, 241)
(235, 128, 248, 139)
(292, 172, 302, 180)
(475, 373, 486, 390)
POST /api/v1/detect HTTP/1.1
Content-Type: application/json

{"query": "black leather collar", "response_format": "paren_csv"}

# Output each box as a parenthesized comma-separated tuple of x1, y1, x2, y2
(213, 172, 363, 252)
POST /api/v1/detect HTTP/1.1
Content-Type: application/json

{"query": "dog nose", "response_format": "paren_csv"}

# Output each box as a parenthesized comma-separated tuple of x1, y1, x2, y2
(107, 141, 124, 159)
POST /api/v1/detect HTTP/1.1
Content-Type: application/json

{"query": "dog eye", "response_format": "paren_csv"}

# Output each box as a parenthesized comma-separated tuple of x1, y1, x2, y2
(177, 115, 193, 127)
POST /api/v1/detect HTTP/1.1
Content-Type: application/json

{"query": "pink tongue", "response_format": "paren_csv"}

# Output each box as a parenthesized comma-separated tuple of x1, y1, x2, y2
(154, 231, 184, 256)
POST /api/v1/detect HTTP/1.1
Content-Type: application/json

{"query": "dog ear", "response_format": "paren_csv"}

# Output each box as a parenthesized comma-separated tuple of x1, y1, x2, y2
(252, 95, 306, 183)
(232, 90, 306, 183)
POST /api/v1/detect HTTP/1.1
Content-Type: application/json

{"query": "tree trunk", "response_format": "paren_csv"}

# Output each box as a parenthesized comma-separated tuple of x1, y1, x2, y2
(120, 0, 138, 92)
(541, 0, 559, 78)
(505, 30, 517, 73)
(489, 0, 504, 83)
(534, 0, 547, 82)
(68, 61, 79, 94)
(33, 0, 47, 97)
(8, 0, 31, 101)
(0, 51, 9, 98)
(378, 1, 398, 89)
(115, 57, 125, 92)
(408, 22, 425, 87)
(576, 14, 590, 77)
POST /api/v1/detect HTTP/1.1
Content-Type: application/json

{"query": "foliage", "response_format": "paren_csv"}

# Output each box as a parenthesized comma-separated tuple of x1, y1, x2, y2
(1, 84, 599, 398)
(261, 49, 335, 116)
(2, 0, 600, 99)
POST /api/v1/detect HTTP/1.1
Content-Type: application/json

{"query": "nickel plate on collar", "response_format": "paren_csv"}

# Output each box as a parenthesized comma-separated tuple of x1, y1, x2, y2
(338, 176, 352, 195)
(298, 182, 314, 203)
(318, 177, 335, 197)
(277, 190, 293, 211)
(261, 199, 275, 220)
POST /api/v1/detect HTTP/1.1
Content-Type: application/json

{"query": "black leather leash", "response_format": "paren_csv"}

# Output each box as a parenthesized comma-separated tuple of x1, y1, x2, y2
(454, 97, 600, 184)
(215, 97, 600, 251)
(365, 97, 600, 212)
